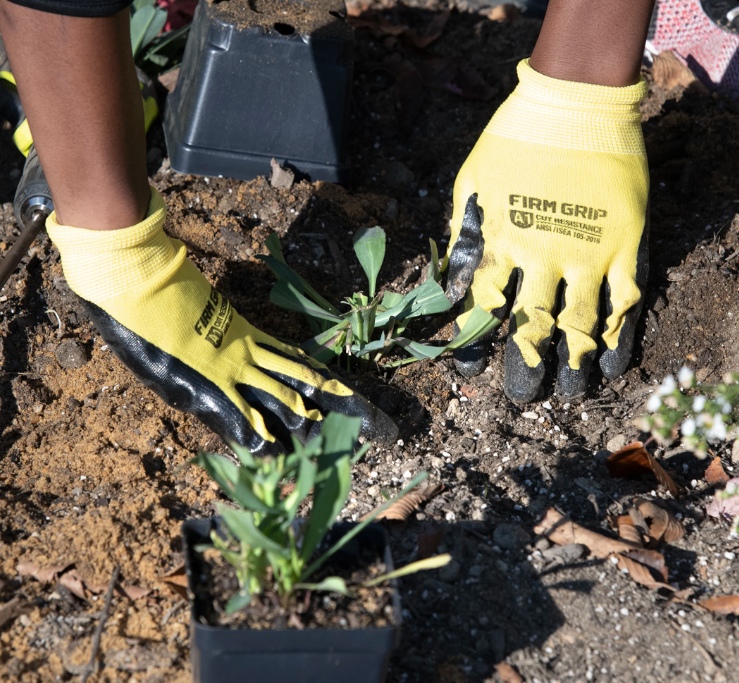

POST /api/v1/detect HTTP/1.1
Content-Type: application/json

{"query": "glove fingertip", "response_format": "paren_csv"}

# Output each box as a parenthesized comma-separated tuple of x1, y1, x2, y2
(453, 342, 488, 378)
(504, 338, 544, 403)
(360, 407, 399, 446)
(599, 346, 632, 380)
(555, 333, 595, 399)
(599, 316, 639, 379)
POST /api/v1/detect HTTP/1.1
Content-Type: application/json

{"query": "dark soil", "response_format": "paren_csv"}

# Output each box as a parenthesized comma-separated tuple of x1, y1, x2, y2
(199, 544, 395, 630)
(4, 2, 739, 683)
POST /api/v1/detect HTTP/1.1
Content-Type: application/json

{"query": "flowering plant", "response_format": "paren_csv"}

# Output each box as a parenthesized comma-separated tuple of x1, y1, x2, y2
(637, 367, 739, 458)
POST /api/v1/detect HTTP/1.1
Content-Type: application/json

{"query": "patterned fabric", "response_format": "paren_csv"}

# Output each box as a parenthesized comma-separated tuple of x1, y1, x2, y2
(648, 0, 739, 91)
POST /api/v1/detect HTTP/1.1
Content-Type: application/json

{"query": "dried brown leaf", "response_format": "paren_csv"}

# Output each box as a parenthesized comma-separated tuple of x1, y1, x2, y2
(699, 595, 739, 614)
(705, 457, 731, 486)
(493, 662, 523, 683)
(160, 562, 188, 600)
(58, 569, 87, 600)
(363, 483, 444, 522)
(633, 498, 685, 545)
(617, 519, 644, 547)
(16, 562, 72, 584)
(606, 442, 680, 497)
(118, 585, 152, 601)
(613, 553, 674, 591)
(624, 549, 668, 581)
(652, 51, 702, 90)
(534, 508, 640, 558)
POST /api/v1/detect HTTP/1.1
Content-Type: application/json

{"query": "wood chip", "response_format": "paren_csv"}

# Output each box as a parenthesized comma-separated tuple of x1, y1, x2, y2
(493, 662, 523, 683)
(0, 596, 24, 628)
(534, 508, 640, 558)
(362, 483, 444, 522)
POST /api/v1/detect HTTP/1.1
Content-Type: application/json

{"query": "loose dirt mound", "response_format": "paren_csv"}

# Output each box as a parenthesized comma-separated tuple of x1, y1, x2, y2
(3, 5, 739, 683)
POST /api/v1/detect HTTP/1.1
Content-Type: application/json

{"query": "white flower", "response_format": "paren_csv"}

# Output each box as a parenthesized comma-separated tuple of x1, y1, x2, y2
(659, 375, 677, 396)
(692, 396, 706, 412)
(678, 366, 695, 389)
(717, 395, 734, 414)
(681, 419, 696, 437)
(647, 395, 662, 412)
(707, 414, 728, 442)
(727, 481, 737, 494)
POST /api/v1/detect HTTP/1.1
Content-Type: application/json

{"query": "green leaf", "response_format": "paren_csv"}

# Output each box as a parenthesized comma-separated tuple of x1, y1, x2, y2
(130, 5, 166, 57)
(192, 453, 274, 514)
(141, 7, 167, 51)
(374, 279, 451, 327)
(265, 233, 287, 264)
(283, 454, 317, 523)
(145, 23, 190, 56)
(380, 291, 405, 310)
(383, 306, 500, 366)
(301, 472, 429, 581)
(363, 554, 452, 587)
(132, 0, 155, 10)
(270, 280, 341, 323)
(446, 306, 500, 349)
(300, 414, 361, 561)
(321, 413, 362, 462)
(301, 321, 349, 357)
(353, 227, 386, 298)
(218, 505, 291, 558)
(348, 304, 377, 346)
(258, 255, 340, 316)
(230, 442, 256, 469)
(225, 589, 252, 614)
(294, 576, 356, 597)
(353, 336, 387, 357)
(427, 239, 441, 282)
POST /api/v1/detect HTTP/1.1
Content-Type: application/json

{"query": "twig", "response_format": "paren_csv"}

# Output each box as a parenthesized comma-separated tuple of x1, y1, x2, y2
(161, 598, 185, 626)
(80, 566, 119, 683)
(45, 309, 64, 339)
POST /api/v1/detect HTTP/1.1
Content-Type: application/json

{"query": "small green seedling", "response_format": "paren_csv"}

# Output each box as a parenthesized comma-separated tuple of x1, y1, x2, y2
(258, 227, 499, 367)
(638, 367, 739, 458)
(193, 413, 450, 614)
(130, 0, 190, 75)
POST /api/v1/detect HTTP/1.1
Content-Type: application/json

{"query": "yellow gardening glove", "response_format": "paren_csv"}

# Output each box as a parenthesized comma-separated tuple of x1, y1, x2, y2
(445, 60, 649, 402)
(47, 189, 398, 454)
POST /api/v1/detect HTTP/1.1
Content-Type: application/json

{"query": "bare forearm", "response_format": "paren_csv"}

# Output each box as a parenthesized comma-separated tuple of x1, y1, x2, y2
(0, 3, 149, 229)
(529, 0, 656, 86)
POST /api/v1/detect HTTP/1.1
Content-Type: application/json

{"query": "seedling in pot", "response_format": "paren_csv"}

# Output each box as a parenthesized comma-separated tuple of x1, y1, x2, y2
(637, 367, 739, 458)
(258, 228, 499, 368)
(192, 412, 450, 614)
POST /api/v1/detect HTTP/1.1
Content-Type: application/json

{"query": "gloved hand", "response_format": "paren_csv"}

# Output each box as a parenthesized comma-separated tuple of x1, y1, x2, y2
(47, 189, 398, 454)
(445, 60, 649, 402)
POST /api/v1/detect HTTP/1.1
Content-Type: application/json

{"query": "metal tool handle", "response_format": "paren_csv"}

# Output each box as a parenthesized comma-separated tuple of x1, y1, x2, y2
(0, 211, 46, 293)
(14, 144, 53, 228)
(0, 146, 54, 292)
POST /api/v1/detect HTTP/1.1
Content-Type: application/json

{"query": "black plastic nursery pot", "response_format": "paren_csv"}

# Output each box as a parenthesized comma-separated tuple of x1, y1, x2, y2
(164, 0, 354, 184)
(182, 518, 401, 683)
